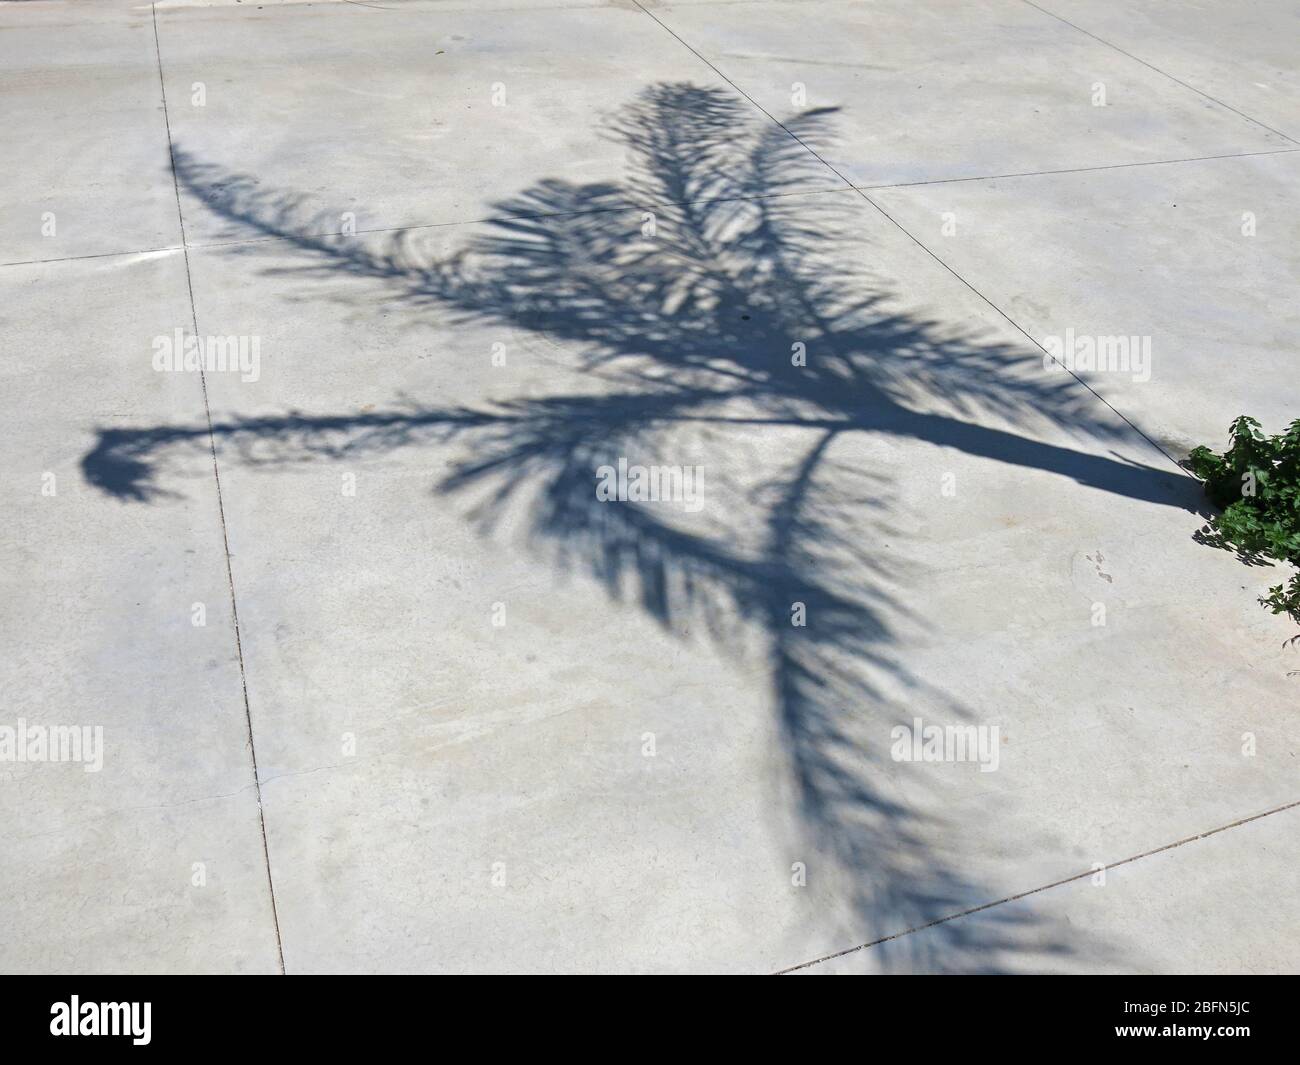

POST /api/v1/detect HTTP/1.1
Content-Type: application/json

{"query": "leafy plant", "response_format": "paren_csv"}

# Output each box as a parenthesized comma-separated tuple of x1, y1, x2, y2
(1186, 416, 1300, 623)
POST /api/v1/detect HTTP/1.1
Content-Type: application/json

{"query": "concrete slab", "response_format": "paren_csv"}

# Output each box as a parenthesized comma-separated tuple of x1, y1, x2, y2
(650, 0, 1291, 184)
(869, 150, 1300, 454)
(0, 252, 280, 973)
(0, 1, 182, 264)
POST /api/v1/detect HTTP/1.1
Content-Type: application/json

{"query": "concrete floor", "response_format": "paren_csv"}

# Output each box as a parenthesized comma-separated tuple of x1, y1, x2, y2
(2, 0, 1297, 974)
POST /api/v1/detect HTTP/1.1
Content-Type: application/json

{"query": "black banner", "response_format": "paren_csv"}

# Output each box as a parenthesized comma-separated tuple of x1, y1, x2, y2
(1, 977, 1291, 1052)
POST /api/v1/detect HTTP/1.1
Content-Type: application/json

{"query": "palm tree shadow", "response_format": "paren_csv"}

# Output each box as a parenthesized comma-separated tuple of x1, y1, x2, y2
(85, 83, 1203, 971)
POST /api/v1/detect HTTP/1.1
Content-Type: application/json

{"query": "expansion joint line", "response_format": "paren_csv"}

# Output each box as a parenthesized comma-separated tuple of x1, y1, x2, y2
(151, 3, 286, 975)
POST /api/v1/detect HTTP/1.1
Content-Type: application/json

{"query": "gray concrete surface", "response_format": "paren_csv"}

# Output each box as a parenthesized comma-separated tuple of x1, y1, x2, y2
(1, 0, 1297, 974)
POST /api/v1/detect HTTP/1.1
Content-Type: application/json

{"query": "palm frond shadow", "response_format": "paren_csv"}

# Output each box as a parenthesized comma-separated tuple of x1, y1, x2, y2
(85, 84, 1200, 970)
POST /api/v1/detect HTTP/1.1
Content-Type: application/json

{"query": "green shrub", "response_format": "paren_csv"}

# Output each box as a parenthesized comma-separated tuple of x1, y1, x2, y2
(1186, 416, 1300, 623)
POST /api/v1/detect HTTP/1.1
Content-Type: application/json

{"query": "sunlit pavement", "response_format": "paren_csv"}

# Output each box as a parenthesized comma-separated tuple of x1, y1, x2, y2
(2, 0, 1297, 974)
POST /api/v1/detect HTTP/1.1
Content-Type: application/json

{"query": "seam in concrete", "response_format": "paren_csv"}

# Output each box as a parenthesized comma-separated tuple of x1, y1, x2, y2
(629, 0, 1191, 475)
(152, 3, 287, 976)
(856, 146, 1300, 191)
(777, 799, 1300, 974)
(1021, 0, 1299, 146)
(0, 245, 185, 270)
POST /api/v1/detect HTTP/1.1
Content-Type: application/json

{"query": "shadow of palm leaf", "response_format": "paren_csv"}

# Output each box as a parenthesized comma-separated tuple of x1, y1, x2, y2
(84, 83, 1200, 970)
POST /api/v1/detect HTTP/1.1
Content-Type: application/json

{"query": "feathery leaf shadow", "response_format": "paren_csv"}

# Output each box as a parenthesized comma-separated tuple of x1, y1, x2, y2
(84, 83, 1203, 971)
